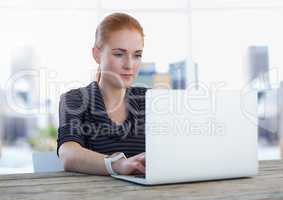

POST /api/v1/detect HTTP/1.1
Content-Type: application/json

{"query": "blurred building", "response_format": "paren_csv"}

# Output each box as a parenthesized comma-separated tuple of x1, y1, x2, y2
(247, 46, 271, 90)
(10, 46, 39, 108)
(169, 60, 187, 89)
(1, 46, 39, 145)
(153, 73, 171, 89)
(134, 62, 156, 88)
(247, 46, 279, 146)
(134, 61, 188, 89)
(0, 88, 4, 157)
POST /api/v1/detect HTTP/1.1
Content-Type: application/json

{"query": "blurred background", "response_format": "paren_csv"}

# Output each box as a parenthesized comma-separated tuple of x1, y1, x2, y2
(0, 0, 283, 174)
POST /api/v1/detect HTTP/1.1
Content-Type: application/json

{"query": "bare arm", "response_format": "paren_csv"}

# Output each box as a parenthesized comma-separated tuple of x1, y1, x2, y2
(58, 141, 145, 176)
(58, 141, 109, 175)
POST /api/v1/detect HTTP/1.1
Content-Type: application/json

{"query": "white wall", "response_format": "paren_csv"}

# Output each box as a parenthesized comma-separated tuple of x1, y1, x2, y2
(192, 5, 283, 89)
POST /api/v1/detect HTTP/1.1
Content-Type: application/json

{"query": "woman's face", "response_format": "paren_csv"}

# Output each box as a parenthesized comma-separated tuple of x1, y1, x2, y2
(93, 29, 143, 88)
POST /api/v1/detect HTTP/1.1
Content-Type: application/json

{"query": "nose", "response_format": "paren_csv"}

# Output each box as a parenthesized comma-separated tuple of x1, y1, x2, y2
(123, 55, 133, 70)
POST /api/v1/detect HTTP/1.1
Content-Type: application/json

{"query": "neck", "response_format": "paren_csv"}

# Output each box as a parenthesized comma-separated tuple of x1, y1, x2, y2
(98, 79, 126, 107)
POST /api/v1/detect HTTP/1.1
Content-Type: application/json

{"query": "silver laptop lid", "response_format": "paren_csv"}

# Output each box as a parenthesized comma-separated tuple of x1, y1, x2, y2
(145, 89, 258, 184)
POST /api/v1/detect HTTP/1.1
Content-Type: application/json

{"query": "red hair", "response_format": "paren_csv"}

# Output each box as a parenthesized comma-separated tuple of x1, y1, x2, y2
(94, 13, 144, 82)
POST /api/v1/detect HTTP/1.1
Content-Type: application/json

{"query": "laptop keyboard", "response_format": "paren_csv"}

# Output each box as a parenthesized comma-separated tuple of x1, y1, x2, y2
(134, 174, 145, 178)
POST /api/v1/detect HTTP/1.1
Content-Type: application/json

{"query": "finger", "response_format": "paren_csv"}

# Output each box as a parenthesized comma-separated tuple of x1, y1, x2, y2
(137, 153, 145, 159)
(136, 155, 145, 166)
(131, 152, 145, 160)
(132, 169, 141, 175)
(136, 153, 145, 161)
(133, 161, 145, 174)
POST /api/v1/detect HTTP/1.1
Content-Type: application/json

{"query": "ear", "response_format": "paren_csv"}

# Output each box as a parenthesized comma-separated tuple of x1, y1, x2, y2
(92, 47, 101, 64)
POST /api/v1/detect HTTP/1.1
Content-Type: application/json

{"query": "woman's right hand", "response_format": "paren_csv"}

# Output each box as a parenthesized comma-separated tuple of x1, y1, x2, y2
(112, 152, 145, 175)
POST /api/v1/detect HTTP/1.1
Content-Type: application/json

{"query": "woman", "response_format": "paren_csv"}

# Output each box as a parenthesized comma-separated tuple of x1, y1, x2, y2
(57, 13, 147, 176)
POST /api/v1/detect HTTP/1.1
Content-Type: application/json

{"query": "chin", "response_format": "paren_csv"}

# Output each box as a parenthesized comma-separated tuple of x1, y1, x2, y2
(111, 79, 133, 89)
(121, 80, 133, 88)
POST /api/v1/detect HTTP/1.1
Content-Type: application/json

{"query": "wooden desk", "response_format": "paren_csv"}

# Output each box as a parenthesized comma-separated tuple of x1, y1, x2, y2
(0, 160, 282, 200)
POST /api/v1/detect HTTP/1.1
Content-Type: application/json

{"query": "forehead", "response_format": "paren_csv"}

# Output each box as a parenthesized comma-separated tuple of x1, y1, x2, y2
(105, 29, 143, 51)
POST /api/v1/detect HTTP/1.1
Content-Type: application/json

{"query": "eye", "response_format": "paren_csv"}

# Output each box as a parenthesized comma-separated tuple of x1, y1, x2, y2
(113, 53, 123, 57)
(135, 54, 142, 58)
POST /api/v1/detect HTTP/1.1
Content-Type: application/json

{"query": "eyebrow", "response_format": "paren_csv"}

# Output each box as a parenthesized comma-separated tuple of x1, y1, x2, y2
(112, 48, 143, 53)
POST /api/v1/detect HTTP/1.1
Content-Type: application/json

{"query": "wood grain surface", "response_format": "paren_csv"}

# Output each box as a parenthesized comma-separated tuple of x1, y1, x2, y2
(0, 160, 282, 200)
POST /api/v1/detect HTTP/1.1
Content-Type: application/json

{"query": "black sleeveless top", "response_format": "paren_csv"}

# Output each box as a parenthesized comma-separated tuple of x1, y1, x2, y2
(57, 81, 147, 158)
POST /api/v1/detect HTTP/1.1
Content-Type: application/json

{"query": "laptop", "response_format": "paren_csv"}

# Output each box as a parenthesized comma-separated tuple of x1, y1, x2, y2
(112, 89, 258, 185)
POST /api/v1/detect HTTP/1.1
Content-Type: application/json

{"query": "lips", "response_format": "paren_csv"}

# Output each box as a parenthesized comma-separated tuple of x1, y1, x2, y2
(120, 74, 133, 81)
(120, 74, 133, 77)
